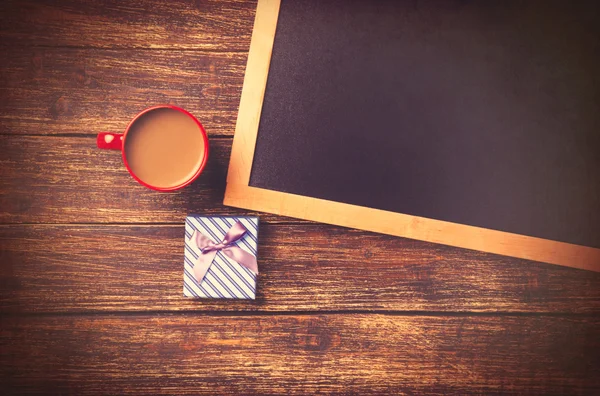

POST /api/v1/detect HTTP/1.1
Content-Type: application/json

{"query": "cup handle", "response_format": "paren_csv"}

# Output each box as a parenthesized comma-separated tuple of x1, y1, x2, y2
(97, 132, 124, 150)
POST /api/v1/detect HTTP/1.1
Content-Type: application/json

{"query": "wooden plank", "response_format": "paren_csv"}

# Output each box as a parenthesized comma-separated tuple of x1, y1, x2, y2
(0, 48, 246, 136)
(2, 224, 599, 313)
(0, 136, 285, 223)
(0, 0, 256, 50)
(1, 314, 599, 394)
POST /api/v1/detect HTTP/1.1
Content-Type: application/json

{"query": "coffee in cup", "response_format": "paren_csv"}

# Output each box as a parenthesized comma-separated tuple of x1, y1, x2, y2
(97, 105, 209, 191)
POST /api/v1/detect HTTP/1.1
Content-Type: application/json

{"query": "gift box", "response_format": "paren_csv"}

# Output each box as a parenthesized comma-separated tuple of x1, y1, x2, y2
(183, 216, 259, 299)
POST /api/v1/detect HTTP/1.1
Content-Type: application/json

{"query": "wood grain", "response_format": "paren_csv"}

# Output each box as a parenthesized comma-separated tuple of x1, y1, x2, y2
(0, 48, 246, 136)
(1, 315, 599, 394)
(0, 136, 280, 223)
(2, 224, 599, 314)
(1, 0, 598, 392)
(0, 0, 255, 50)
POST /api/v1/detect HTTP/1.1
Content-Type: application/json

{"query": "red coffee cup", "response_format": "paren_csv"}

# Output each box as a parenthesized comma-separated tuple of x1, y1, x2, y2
(97, 105, 209, 192)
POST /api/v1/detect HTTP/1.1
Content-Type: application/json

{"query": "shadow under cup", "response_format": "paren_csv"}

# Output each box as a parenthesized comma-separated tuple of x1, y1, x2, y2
(123, 107, 208, 191)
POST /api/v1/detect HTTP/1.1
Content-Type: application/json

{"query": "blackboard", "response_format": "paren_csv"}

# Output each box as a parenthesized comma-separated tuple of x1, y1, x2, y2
(225, 0, 600, 271)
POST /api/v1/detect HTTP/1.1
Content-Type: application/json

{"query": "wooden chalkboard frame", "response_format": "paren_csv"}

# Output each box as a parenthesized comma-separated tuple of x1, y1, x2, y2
(224, 0, 600, 272)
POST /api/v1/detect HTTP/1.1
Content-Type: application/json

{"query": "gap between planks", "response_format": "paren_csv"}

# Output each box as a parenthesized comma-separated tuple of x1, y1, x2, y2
(0, 221, 310, 226)
(2, 310, 598, 318)
(0, 44, 252, 52)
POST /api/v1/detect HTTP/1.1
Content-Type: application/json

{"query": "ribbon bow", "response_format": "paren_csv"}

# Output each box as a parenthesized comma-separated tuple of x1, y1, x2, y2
(190, 221, 258, 284)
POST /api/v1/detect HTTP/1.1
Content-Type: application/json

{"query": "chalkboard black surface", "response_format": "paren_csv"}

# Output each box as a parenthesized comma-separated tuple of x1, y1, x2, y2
(225, 0, 600, 270)
(248, 0, 600, 248)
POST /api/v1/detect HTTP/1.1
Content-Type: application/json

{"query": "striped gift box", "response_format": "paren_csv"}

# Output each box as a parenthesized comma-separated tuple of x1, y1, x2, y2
(183, 216, 259, 299)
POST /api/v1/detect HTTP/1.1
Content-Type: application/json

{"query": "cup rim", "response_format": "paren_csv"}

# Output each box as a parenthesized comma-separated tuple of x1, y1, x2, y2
(121, 105, 210, 192)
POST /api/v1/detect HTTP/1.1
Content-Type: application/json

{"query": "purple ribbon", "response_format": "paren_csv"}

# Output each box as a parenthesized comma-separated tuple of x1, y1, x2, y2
(190, 221, 258, 284)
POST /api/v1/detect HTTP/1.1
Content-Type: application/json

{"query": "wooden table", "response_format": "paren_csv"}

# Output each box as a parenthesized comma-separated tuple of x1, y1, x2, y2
(0, 1, 599, 394)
